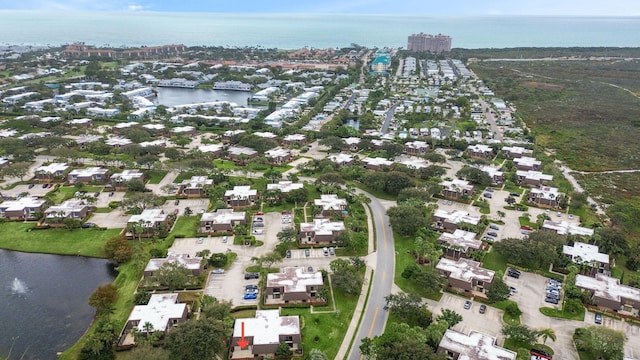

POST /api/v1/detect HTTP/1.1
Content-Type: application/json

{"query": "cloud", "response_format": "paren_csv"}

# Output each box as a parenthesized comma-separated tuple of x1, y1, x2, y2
(127, 4, 145, 11)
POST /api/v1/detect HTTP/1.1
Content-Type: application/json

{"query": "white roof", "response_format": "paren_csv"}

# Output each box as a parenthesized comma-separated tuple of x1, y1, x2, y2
(562, 241, 607, 264)
(113, 121, 139, 129)
(516, 170, 553, 182)
(513, 156, 541, 168)
(68, 167, 108, 177)
(127, 293, 186, 333)
(67, 118, 92, 125)
(283, 134, 306, 142)
(405, 140, 429, 149)
(314, 194, 347, 211)
(267, 267, 324, 293)
(467, 144, 493, 153)
(439, 330, 516, 360)
(145, 253, 203, 273)
(171, 125, 195, 133)
(546, 220, 594, 237)
(529, 186, 562, 200)
(502, 146, 533, 156)
(342, 137, 361, 145)
(233, 310, 300, 346)
(227, 146, 257, 157)
(576, 274, 640, 304)
(142, 123, 165, 130)
(105, 137, 133, 146)
(129, 209, 168, 225)
(45, 199, 88, 217)
(396, 156, 429, 169)
(265, 147, 291, 159)
(362, 157, 393, 167)
(111, 169, 144, 182)
(438, 230, 482, 252)
(225, 185, 257, 199)
(441, 178, 474, 192)
(139, 139, 166, 148)
(198, 143, 223, 153)
(480, 165, 503, 179)
(433, 209, 481, 226)
(300, 219, 345, 235)
(253, 131, 278, 139)
(0, 197, 46, 211)
(436, 258, 495, 283)
(36, 162, 69, 174)
(75, 135, 102, 144)
(201, 209, 246, 224)
(178, 175, 213, 188)
(266, 181, 304, 193)
(223, 129, 246, 137)
(328, 153, 354, 164)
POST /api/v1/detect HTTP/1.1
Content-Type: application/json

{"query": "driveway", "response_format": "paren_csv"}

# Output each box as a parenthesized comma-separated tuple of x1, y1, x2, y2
(94, 191, 125, 208)
(89, 208, 129, 229)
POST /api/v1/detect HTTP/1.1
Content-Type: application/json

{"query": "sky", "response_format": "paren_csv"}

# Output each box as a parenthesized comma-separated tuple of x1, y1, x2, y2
(0, 0, 639, 16)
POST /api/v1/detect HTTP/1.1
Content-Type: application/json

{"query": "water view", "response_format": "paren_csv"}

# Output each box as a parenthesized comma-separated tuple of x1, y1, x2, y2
(0, 250, 116, 360)
(155, 87, 250, 107)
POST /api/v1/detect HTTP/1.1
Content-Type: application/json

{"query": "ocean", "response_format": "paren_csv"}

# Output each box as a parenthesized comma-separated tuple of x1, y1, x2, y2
(0, 11, 639, 49)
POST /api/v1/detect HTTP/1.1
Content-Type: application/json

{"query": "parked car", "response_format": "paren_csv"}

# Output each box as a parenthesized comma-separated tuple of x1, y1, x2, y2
(174, 199, 179, 205)
(305, 249, 310, 257)
(510, 192, 520, 197)
(479, 304, 486, 314)
(307, 267, 313, 273)
(245, 287, 259, 294)
(530, 349, 553, 359)
(509, 286, 517, 293)
(94, 192, 100, 197)
(507, 268, 521, 279)
(489, 224, 499, 230)
(28, 184, 35, 189)
(487, 231, 498, 237)
(323, 247, 329, 256)
(482, 236, 495, 242)
(483, 193, 492, 198)
(42, 183, 49, 188)
(595, 313, 603, 324)
(520, 225, 534, 231)
(244, 272, 259, 280)
(545, 297, 559, 304)
(329, 247, 335, 255)
(464, 300, 472, 310)
(197, 237, 204, 244)
(243, 293, 257, 300)
(82, 222, 97, 228)
(222, 236, 227, 243)
(245, 284, 258, 291)
(211, 269, 225, 274)
(486, 188, 494, 192)
(286, 250, 291, 258)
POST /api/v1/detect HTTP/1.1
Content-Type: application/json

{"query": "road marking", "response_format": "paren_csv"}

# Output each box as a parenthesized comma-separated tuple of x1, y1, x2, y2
(367, 306, 380, 337)
(381, 271, 386, 282)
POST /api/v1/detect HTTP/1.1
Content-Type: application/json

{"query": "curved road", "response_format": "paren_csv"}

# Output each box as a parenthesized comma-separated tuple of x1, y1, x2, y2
(347, 190, 395, 360)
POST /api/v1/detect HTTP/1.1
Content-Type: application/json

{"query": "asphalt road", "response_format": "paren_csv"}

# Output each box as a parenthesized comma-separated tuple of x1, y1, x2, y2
(380, 103, 398, 134)
(347, 190, 395, 360)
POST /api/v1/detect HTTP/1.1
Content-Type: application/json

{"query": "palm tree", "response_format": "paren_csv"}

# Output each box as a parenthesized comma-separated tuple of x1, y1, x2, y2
(537, 328, 556, 344)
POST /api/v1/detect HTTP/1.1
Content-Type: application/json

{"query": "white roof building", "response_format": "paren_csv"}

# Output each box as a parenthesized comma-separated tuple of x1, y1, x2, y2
(227, 146, 257, 157)
(139, 139, 166, 148)
(75, 135, 102, 145)
(283, 134, 306, 143)
(576, 274, 640, 306)
(563, 242, 608, 265)
(198, 143, 224, 153)
(396, 156, 429, 169)
(433, 209, 481, 226)
(111, 169, 144, 182)
(142, 123, 165, 131)
(145, 253, 203, 273)
(170, 125, 196, 134)
(266, 181, 304, 194)
(232, 310, 300, 348)
(68, 167, 109, 178)
(441, 178, 475, 193)
(479, 165, 504, 180)
(105, 137, 133, 147)
(129, 209, 169, 226)
(438, 230, 482, 252)
(362, 157, 394, 168)
(513, 156, 541, 169)
(438, 329, 516, 360)
(45, 200, 89, 218)
(0, 197, 46, 212)
(113, 122, 139, 130)
(299, 219, 346, 235)
(314, 194, 348, 212)
(67, 118, 92, 126)
(266, 267, 323, 293)
(328, 153, 354, 165)
(546, 220, 595, 237)
(127, 293, 187, 333)
(36, 162, 69, 175)
(502, 146, 533, 157)
(200, 209, 246, 225)
(265, 147, 291, 160)
(224, 186, 258, 200)
(342, 137, 361, 147)
(516, 170, 553, 182)
(178, 176, 213, 189)
(529, 186, 563, 201)
(253, 131, 278, 139)
(436, 258, 495, 284)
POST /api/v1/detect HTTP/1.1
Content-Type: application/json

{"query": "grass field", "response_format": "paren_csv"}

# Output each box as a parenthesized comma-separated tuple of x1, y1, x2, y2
(393, 232, 443, 301)
(0, 222, 121, 257)
(482, 247, 509, 273)
(145, 169, 168, 184)
(171, 216, 199, 238)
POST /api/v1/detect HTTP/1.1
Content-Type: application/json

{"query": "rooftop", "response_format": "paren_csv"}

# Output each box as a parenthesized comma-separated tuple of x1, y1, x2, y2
(127, 293, 187, 333)
(36, 162, 69, 174)
(436, 258, 495, 283)
(225, 185, 258, 199)
(438, 229, 482, 252)
(433, 209, 481, 226)
(362, 157, 394, 167)
(439, 329, 516, 360)
(300, 219, 346, 235)
(129, 209, 169, 225)
(265, 147, 291, 159)
(266, 181, 304, 193)
(0, 197, 46, 211)
(545, 220, 595, 237)
(328, 153, 354, 164)
(178, 175, 213, 189)
(502, 146, 533, 156)
(200, 209, 246, 224)
(441, 178, 474, 192)
(267, 267, 323, 293)
(314, 194, 347, 211)
(45, 199, 88, 218)
(111, 169, 144, 182)
(232, 310, 300, 346)
(513, 156, 541, 168)
(516, 170, 553, 182)
(576, 274, 640, 304)
(562, 241, 608, 264)
(145, 253, 203, 273)
(68, 167, 108, 177)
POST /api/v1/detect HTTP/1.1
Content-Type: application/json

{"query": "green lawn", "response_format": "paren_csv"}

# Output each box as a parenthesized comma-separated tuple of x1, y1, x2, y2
(393, 232, 443, 301)
(482, 248, 509, 273)
(539, 305, 585, 321)
(50, 185, 104, 203)
(492, 300, 521, 325)
(171, 216, 199, 238)
(145, 169, 168, 184)
(213, 159, 240, 170)
(0, 222, 121, 257)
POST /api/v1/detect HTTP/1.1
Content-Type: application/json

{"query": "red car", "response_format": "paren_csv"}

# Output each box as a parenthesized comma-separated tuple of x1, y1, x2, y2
(520, 225, 534, 231)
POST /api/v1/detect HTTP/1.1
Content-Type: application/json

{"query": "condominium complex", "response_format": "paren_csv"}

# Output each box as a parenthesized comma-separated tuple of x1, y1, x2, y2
(407, 33, 452, 53)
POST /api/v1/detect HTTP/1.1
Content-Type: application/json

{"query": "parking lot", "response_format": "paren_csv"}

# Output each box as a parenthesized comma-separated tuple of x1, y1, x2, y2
(89, 208, 129, 228)
(1, 183, 54, 198)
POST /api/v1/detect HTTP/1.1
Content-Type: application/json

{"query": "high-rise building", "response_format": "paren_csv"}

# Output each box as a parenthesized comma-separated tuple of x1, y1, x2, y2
(407, 33, 452, 53)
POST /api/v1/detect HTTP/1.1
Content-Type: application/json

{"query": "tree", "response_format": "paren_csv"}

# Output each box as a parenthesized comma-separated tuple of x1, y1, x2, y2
(164, 317, 229, 360)
(574, 326, 625, 360)
(319, 136, 345, 152)
(537, 328, 556, 345)
(505, 196, 516, 206)
(436, 309, 463, 328)
(383, 293, 432, 328)
(121, 192, 164, 213)
(126, 179, 147, 192)
(486, 277, 511, 303)
(264, 168, 283, 183)
(362, 322, 445, 360)
(136, 154, 160, 169)
(63, 217, 84, 230)
(387, 205, 430, 237)
(493, 231, 566, 270)
(155, 262, 192, 291)
(78, 317, 118, 360)
(501, 323, 538, 348)
(285, 187, 308, 204)
(277, 227, 298, 243)
(456, 166, 492, 186)
(88, 283, 118, 315)
(332, 267, 362, 295)
(127, 343, 170, 360)
(595, 227, 628, 256)
(275, 342, 293, 359)
(309, 348, 329, 360)
(0, 162, 31, 181)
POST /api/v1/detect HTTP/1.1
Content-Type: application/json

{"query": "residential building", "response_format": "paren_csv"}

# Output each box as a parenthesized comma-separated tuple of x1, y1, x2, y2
(527, 186, 564, 208)
(199, 209, 246, 233)
(198, 143, 224, 156)
(230, 310, 301, 360)
(466, 144, 494, 159)
(407, 33, 452, 53)
(0, 157, 8, 169)
(328, 153, 355, 167)
(0, 197, 47, 220)
(75, 135, 102, 148)
(544, 220, 595, 237)
(342, 137, 361, 151)
(396, 156, 429, 169)
(170, 125, 196, 136)
(299, 219, 346, 244)
(313, 194, 348, 217)
(404, 140, 429, 155)
(104, 137, 133, 148)
(254, 131, 278, 140)
(438, 230, 483, 260)
(109, 170, 144, 190)
(576, 274, 640, 314)
(222, 129, 246, 142)
(432, 209, 481, 233)
(224, 186, 258, 207)
(282, 134, 306, 146)
(438, 329, 516, 360)
(436, 258, 495, 295)
(120, 293, 188, 347)
(562, 242, 609, 275)
(479, 165, 504, 185)
(266, 181, 304, 195)
(127, 209, 172, 238)
(264, 147, 292, 165)
(143, 253, 204, 277)
(265, 267, 324, 305)
(516, 170, 553, 187)
(176, 176, 213, 198)
(34, 162, 70, 182)
(513, 156, 542, 171)
(227, 146, 258, 163)
(67, 167, 109, 184)
(44, 200, 91, 225)
(501, 146, 533, 159)
(361, 157, 394, 170)
(441, 178, 476, 200)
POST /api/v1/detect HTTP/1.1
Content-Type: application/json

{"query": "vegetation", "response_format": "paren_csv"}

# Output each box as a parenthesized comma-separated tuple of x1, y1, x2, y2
(573, 326, 625, 360)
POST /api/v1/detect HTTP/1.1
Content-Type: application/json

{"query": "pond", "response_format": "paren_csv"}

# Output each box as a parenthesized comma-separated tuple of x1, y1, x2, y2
(155, 87, 250, 107)
(0, 249, 116, 360)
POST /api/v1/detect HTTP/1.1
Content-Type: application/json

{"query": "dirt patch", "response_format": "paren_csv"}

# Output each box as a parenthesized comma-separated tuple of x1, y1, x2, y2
(522, 81, 564, 90)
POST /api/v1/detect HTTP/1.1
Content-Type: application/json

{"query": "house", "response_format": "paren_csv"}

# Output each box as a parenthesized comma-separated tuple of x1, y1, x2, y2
(198, 143, 224, 156)
(404, 140, 429, 155)
(513, 156, 542, 171)
(396, 156, 430, 169)
(516, 170, 553, 187)
(143, 253, 204, 277)
(436, 257, 495, 295)
(170, 125, 197, 136)
(299, 219, 346, 244)
(127, 209, 172, 238)
(120, 293, 188, 347)
(227, 146, 258, 163)
(441, 179, 476, 200)
(543, 220, 594, 237)
(527, 186, 564, 208)
(576, 274, 640, 314)
(199, 209, 246, 233)
(479, 165, 504, 185)
(0, 157, 8, 169)
(142, 123, 166, 135)
(75, 135, 103, 148)
(34, 163, 70, 182)
(230, 310, 301, 360)
(266, 181, 304, 196)
(176, 176, 213, 198)
(222, 129, 246, 142)
(313, 194, 348, 217)
(44, 199, 91, 225)
(224, 186, 258, 207)
(438, 230, 483, 260)
(361, 157, 394, 170)
(328, 153, 355, 167)
(562, 242, 609, 276)
(104, 137, 133, 148)
(282, 134, 306, 146)
(432, 209, 481, 233)
(265, 267, 324, 305)
(67, 167, 109, 184)
(109, 169, 145, 190)
(0, 197, 47, 220)
(501, 146, 533, 159)
(438, 329, 516, 360)
(264, 147, 292, 165)
(466, 144, 494, 159)
(342, 137, 361, 151)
